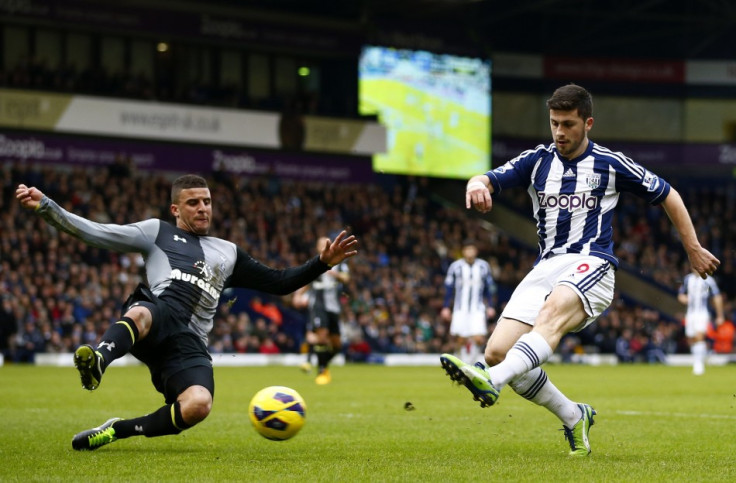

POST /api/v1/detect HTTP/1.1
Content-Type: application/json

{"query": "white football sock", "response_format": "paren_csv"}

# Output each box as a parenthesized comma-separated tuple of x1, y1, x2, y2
(459, 341, 471, 361)
(468, 341, 482, 364)
(488, 331, 553, 389)
(692, 340, 707, 374)
(509, 367, 581, 427)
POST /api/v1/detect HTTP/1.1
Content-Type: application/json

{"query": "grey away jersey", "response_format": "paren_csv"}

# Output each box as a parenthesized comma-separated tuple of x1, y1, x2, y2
(37, 196, 329, 343)
(307, 262, 348, 314)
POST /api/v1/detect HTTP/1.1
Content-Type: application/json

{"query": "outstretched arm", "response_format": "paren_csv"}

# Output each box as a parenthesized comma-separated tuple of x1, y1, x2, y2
(228, 231, 358, 295)
(16, 184, 155, 253)
(661, 187, 719, 279)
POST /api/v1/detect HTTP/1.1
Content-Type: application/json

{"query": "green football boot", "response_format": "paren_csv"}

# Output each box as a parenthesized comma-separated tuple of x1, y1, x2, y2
(563, 403, 596, 457)
(440, 354, 499, 407)
(71, 418, 121, 451)
(73, 344, 103, 390)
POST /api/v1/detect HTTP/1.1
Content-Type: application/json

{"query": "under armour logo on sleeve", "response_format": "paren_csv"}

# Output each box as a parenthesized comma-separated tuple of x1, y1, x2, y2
(173, 235, 187, 243)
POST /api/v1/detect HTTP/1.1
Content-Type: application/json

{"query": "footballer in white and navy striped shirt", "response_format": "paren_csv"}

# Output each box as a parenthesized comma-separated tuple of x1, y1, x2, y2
(678, 271, 724, 375)
(441, 241, 497, 364)
(441, 83, 720, 457)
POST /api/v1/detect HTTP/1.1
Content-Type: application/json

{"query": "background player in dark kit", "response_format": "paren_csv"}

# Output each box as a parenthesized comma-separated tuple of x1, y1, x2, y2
(293, 236, 350, 384)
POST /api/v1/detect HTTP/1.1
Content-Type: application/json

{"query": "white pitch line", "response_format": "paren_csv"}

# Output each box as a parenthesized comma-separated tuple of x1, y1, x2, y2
(615, 410, 736, 420)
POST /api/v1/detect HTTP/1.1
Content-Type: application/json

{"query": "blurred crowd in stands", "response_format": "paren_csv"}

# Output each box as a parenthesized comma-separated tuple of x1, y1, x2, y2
(1, 161, 734, 364)
(0, 56, 156, 99)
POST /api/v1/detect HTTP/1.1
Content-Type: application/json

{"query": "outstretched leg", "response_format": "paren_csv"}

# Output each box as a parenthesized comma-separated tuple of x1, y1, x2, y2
(508, 367, 581, 426)
(508, 367, 596, 456)
(485, 286, 587, 390)
(72, 367, 214, 451)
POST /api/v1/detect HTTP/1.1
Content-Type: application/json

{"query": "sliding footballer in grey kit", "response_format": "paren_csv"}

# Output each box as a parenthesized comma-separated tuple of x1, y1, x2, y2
(16, 174, 358, 450)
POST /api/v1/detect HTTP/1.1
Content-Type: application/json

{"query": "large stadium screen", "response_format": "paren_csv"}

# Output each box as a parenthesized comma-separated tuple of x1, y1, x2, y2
(358, 45, 491, 179)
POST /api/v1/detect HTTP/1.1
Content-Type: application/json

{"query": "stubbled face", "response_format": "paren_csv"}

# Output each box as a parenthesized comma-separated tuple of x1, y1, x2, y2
(549, 108, 593, 159)
(171, 187, 212, 235)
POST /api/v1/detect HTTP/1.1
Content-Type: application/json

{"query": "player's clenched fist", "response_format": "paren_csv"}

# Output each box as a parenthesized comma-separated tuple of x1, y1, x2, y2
(16, 184, 45, 210)
(465, 177, 493, 213)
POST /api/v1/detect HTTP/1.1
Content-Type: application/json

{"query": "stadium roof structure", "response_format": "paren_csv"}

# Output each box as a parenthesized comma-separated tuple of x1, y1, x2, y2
(195, 0, 736, 60)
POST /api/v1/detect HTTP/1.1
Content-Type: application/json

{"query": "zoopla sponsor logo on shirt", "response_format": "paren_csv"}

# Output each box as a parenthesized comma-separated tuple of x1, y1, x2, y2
(170, 269, 220, 298)
(537, 191, 600, 210)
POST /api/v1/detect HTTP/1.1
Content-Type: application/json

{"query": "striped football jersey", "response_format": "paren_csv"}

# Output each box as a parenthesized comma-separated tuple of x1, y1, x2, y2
(679, 273, 720, 320)
(443, 258, 495, 314)
(487, 141, 671, 268)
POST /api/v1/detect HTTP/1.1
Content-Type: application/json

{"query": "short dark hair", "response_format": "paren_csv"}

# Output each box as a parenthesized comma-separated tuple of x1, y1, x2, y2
(171, 174, 208, 203)
(546, 83, 593, 120)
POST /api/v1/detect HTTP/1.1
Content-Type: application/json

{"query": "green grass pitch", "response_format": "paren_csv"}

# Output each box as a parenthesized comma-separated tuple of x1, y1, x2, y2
(2, 363, 735, 482)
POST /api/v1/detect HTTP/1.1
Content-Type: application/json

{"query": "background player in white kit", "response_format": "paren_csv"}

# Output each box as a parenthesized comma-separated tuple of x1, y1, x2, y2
(677, 271, 724, 375)
(441, 240, 496, 364)
(440, 83, 720, 457)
